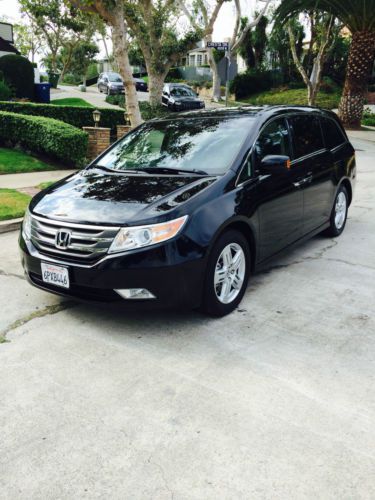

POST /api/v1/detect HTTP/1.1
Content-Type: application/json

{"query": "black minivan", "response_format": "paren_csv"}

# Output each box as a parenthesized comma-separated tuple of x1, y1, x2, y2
(20, 106, 356, 316)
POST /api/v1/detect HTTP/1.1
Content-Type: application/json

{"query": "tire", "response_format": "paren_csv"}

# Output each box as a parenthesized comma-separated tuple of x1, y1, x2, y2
(324, 185, 349, 237)
(200, 230, 251, 317)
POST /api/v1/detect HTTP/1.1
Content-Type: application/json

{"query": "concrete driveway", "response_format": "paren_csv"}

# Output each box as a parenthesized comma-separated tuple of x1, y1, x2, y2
(1, 133, 375, 499)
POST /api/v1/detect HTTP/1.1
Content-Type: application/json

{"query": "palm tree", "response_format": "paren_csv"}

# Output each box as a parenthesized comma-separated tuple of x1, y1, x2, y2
(275, 0, 375, 128)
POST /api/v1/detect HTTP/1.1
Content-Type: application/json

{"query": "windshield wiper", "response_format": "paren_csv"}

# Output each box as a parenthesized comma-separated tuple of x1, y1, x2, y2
(90, 165, 141, 174)
(134, 167, 209, 176)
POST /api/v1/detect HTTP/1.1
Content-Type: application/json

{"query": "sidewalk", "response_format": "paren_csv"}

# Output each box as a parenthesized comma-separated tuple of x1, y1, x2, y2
(0, 169, 77, 190)
(347, 127, 375, 144)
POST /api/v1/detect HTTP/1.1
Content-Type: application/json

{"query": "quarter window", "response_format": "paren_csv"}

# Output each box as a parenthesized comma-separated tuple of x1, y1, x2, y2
(254, 118, 291, 167)
(321, 117, 346, 149)
(289, 115, 324, 159)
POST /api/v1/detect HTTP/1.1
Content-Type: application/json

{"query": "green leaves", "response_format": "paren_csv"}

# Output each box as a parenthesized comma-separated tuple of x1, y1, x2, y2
(275, 0, 375, 32)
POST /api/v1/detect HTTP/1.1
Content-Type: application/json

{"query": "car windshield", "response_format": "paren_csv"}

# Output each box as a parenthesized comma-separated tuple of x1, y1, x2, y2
(108, 73, 122, 82)
(95, 116, 253, 175)
(170, 87, 196, 97)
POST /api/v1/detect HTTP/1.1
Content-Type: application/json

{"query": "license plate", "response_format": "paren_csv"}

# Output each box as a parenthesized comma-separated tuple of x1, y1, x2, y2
(41, 263, 70, 289)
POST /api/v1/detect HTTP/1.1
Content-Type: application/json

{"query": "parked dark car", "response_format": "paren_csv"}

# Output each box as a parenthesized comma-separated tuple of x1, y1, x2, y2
(134, 77, 148, 92)
(98, 72, 148, 94)
(20, 106, 356, 316)
(162, 83, 205, 111)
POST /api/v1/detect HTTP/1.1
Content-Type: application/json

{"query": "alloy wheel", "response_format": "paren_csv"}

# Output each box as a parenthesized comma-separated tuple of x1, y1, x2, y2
(335, 191, 347, 230)
(214, 243, 246, 304)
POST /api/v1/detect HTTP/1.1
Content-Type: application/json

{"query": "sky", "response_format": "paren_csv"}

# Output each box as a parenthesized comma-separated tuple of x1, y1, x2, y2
(0, 0, 259, 59)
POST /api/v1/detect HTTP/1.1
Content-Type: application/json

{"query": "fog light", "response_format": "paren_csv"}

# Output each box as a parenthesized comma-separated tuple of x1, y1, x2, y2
(115, 288, 156, 300)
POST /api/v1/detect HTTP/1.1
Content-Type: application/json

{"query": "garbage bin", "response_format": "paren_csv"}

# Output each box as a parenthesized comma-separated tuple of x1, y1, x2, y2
(48, 72, 60, 89)
(34, 83, 51, 104)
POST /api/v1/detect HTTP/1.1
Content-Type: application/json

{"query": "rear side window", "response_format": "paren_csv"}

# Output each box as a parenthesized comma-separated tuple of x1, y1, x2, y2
(321, 117, 346, 149)
(289, 115, 324, 159)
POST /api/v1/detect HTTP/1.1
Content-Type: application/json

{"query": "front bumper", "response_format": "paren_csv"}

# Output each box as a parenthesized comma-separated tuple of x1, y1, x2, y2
(19, 234, 206, 310)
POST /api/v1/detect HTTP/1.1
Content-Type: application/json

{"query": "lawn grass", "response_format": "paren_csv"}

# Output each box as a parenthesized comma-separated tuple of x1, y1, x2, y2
(51, 97, 94, 107)
(0, 189, 31, 221)
(240, 88, 341, 110)
(0, 148, 57, 174)
(37, 181, 55, 190)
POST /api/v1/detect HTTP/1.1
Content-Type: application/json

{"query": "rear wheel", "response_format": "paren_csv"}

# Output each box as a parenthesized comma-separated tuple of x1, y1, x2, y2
(325, 185, 348, 237)
(201, 230, 250, 317)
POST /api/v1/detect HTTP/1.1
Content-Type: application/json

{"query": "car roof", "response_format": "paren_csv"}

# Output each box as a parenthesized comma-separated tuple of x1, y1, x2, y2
(152, 105, 337, 122)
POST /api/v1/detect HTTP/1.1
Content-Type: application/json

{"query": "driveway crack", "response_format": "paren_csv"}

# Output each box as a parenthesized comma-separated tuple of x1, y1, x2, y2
(0, 301, 76, 344)
(0, 269, 25, 281)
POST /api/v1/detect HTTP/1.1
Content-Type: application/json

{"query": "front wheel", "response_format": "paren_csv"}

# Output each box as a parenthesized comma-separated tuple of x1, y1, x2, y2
(325, 185, 348, 237)
(200, 230, 250, 317)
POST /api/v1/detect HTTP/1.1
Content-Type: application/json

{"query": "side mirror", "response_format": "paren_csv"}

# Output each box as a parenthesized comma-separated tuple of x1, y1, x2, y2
(260, 155, 291, 175)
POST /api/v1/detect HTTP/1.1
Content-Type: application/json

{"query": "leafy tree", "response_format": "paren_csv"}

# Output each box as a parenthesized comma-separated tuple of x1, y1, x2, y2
(275, 0, 375, 128)
(238, 14, 268, 70)
(68, 0, 142, 127)
(69, 41, 99, 85)
(19, 0, 88, 75)
(13, 21, 43, 63)
(122, 1, 203, 106)
(268, 16, 304, 83)
(287, 13, 335, 106)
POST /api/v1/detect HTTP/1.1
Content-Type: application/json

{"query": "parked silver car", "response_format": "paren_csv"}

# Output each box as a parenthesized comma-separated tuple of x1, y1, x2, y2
(98, 72, 148, 95)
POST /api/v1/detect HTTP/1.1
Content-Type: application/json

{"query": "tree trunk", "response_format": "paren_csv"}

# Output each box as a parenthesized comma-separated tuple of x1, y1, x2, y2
(338, 31, 375, 129)
(112, 12, 142, 127)
(205, 38, 221, 101)
(147, 71, 166, 107)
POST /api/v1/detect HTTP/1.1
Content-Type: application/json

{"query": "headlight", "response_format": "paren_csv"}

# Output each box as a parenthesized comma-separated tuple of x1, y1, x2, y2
(108, 215, 188, 254)
(23, 209, 32, 240)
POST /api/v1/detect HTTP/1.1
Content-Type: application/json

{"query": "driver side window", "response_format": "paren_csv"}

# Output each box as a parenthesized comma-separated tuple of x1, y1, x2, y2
(254, 118, 291, 169)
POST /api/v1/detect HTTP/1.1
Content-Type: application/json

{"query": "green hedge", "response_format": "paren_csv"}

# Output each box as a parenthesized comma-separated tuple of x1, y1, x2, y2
(0, 101, 126, 135)
(0, 111, 88, 167)
(105, 95, 170, 120)
(0, 55, 35, 100)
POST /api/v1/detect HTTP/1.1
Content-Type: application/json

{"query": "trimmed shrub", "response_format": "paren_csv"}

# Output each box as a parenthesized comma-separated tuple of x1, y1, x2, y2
(105, 95, 170, 120)
(0, 79, 12, 100)
(0, 111, 88, 167)
(0, 55, 34, 100)
(229, 70, 275, 100)
(0, 101, 126, 135)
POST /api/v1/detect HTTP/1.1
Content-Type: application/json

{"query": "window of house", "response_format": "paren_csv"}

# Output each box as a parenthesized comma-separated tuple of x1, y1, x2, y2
(289, 115, 324, 159)
(197, 54, 203, 66)
(320, 117, 346, 150)
(189, 55, 195, 66)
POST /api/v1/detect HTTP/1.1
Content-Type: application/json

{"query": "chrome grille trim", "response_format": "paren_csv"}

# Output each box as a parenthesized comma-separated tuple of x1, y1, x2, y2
(30, 214, 120, 262)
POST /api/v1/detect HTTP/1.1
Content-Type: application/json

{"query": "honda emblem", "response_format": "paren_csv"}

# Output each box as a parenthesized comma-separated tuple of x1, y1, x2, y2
(55, 230, 72, 249)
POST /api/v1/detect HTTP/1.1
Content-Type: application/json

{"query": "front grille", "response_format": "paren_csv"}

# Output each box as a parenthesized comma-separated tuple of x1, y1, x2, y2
(30, 215, 120, 263)
(181, 102, 201, 110)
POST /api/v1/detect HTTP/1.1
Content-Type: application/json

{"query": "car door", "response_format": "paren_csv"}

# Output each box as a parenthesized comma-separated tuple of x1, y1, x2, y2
(288, 114, 335, 235)
(251, 117, 304, 260)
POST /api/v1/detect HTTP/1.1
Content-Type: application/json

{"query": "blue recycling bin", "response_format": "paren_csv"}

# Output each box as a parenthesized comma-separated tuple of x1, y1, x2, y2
(34, 83, 51, 104)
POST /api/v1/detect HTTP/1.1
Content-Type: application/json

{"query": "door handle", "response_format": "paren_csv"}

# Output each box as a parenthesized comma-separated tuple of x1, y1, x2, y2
(293, 175, 313, 188)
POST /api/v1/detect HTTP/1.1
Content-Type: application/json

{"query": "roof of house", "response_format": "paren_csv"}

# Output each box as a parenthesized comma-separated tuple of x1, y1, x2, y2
(0, 36, 20, 55)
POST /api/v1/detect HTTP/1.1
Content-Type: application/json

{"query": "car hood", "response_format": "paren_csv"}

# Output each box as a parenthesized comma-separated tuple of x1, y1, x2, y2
(30, 169, 217, 225)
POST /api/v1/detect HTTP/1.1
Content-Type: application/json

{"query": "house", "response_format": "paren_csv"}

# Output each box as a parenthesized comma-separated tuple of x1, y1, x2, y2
(0, 22, 20, 58)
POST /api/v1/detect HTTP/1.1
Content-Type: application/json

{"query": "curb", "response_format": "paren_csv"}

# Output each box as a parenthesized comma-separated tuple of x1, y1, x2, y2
(0, 218, 23, 234)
